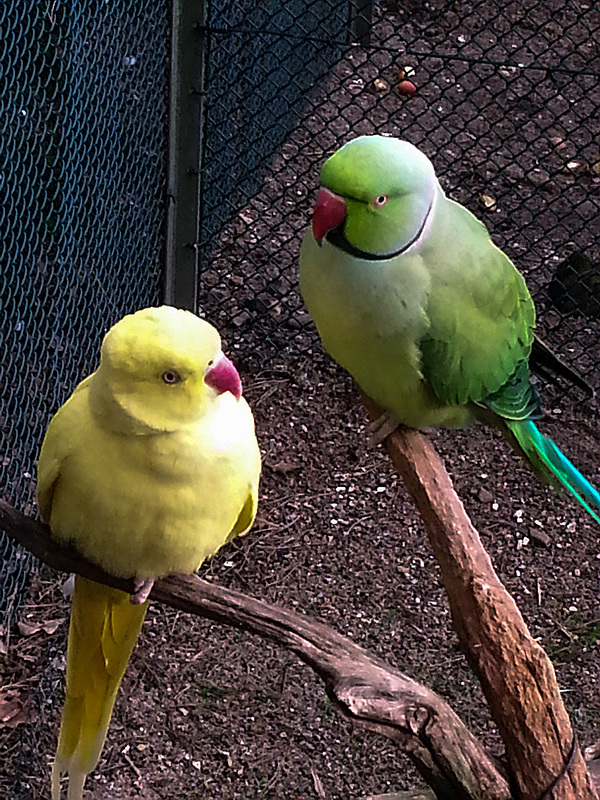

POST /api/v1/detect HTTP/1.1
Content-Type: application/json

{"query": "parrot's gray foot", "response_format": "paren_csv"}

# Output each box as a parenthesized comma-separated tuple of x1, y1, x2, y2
(131, 578, 154, 605)
(61, 573, 75, 598)
(367, 411, 401, 447)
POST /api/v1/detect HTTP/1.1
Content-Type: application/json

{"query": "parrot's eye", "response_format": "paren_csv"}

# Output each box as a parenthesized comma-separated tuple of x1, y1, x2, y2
(162, 370, 181, 385)
(372, 194, 389, 208)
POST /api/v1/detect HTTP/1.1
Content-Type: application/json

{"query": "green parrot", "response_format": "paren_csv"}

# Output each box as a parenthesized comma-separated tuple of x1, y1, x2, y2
(299, 135, 600, 523)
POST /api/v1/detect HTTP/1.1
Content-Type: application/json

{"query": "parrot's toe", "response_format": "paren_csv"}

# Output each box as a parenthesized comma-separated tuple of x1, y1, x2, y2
(130, 578, 154, 605)
(61, 573, 76, 598)
(367, 411, 401, 447)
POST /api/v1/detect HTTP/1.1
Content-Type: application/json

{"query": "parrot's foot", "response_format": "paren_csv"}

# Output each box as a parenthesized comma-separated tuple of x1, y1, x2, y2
(131, 578, 154, 605)
(367, 411, 401, 447)
(61, 573, 75, 598)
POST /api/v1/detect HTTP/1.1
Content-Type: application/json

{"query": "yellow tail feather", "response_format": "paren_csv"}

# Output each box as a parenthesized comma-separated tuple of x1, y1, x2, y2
(52, 576, 148, 800)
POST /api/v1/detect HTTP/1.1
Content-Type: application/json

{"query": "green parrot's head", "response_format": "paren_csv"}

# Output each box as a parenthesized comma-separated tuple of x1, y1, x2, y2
(96, 306, 242, 432)
(311, 135, 438, 257)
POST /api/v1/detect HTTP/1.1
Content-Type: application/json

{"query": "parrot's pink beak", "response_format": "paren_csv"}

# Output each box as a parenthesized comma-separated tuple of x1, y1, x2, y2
(312, 188, 347, 244)
(205, 353, 242, 399)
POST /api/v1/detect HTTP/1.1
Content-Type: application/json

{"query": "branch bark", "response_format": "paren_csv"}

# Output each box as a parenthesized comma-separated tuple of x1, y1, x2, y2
(0, 497, 509, 800)
(362, 396, 598, 800)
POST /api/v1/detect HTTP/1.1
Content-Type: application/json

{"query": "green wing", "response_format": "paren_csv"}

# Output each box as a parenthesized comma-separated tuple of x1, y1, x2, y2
(484, 360, 543, 421)
(419, 198, 538, 418)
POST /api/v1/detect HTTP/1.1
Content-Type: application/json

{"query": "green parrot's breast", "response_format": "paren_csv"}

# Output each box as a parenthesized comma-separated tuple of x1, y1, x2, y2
(299, 232, 473, 428)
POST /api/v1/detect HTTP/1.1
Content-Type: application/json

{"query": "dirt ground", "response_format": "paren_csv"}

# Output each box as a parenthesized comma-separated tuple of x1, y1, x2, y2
(2, 1, 600, 797)
(2, 342, 599, 799)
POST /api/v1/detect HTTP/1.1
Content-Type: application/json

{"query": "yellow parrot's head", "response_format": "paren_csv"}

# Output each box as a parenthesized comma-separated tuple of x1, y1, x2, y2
(95, 306, 243, 432)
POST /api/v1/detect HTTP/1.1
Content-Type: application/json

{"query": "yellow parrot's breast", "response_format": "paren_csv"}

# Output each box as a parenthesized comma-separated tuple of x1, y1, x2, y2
(44, 388, 260, 579)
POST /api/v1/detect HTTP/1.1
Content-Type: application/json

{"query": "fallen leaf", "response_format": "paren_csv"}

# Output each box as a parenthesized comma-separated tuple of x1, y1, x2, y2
(270, 460, 302, 475)
(549, 136, 567, 150)
(0, 691, 28, 729)
(561, 160, 583, 173)
(397, 65, 415, 80)
(311, 767, 326, 799)
(17, 618, 64, 637)
(44, 619, 63, 634)
(372, 78, 389, 94)
(17, 620, 38, 637)
(478, 193, 497, 210)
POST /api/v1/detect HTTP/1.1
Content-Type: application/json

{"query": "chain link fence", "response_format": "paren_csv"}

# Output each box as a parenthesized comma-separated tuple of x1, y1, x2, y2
(1, 0, 168, 639)
(1, 1, 598, 794)
(198, 0, 600, 399)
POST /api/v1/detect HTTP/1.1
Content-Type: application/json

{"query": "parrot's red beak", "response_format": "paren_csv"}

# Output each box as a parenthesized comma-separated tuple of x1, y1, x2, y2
(205, 353, 242, 399)
(312, 188, 347, 244)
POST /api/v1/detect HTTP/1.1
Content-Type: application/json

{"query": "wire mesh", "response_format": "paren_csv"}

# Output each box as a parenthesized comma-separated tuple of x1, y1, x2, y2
(0, 0, 169, 640)
(1, 1, 599, 795)
(198, 0, 600, 400)
(2, 1, 598, 629)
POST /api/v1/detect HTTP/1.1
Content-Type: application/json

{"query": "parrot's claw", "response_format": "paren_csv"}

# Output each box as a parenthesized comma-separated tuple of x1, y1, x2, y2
(367, 411, 401, 447)
(60, 573, 76, 598)
(131, 578, 154, 605)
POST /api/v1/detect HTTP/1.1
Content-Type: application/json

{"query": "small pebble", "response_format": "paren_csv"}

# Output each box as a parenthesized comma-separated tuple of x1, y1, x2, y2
(397, 80, 417, 96)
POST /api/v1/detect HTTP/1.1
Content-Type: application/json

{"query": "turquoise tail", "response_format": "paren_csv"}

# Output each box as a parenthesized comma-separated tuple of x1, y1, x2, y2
(506, 419, 600, 525)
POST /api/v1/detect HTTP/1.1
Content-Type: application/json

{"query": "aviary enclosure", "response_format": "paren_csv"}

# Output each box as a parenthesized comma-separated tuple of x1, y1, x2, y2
(1, 1, 599, 797)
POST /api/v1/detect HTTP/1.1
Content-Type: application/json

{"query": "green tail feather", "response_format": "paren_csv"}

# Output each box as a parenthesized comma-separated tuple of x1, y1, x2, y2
(506, 419, 600, 525)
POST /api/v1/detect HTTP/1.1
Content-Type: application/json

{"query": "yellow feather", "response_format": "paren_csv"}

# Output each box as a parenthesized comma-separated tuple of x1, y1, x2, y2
(38, 306, 261, 799)
(51, 577, 148, 800)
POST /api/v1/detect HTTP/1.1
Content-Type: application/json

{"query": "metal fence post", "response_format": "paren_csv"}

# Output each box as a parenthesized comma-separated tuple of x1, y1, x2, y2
(164, 0, 208, 310)
(347, 0, 372, 45)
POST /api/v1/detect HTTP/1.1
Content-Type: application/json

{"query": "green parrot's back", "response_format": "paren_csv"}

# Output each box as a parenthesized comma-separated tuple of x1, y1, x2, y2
(418, 193, 536, 410)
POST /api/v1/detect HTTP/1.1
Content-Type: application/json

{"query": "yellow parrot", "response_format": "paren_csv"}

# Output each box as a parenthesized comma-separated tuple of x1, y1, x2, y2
(36, 305, 261, 799)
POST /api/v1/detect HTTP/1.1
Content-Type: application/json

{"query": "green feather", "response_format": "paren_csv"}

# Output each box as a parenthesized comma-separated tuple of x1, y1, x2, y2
(482, 361, 543, 422)
(419, 196, 536, 407)
(506, 420, 600, 524)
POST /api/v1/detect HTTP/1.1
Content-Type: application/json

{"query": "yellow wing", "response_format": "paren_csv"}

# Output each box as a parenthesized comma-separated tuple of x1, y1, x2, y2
(37, 376, 93, 523)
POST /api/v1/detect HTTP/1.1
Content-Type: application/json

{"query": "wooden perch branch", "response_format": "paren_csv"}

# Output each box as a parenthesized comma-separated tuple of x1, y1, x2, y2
(2, 408, 599, 800)
(362, 395, 598, 800)
(0, 496, 510, 800)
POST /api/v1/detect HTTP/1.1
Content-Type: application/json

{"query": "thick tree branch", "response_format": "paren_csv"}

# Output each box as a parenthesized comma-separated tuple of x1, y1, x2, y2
(3, 406, 599, 799)
(0, 496, 509, 800)
(361, 395, 598, 800)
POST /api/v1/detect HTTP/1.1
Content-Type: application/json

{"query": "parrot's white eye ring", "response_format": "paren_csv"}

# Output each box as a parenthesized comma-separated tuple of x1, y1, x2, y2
(372, 194, 389, 208)
(162, 370, 181, 384)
